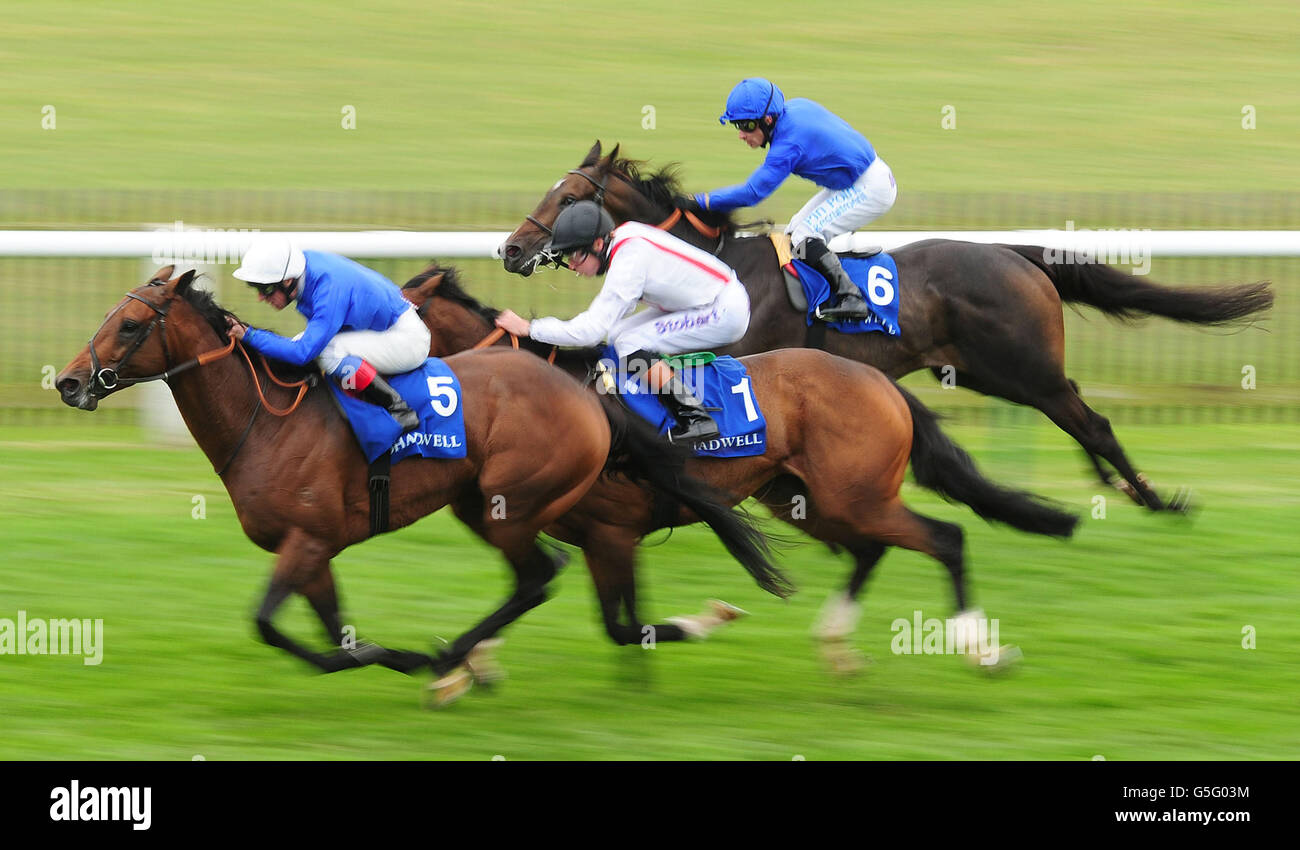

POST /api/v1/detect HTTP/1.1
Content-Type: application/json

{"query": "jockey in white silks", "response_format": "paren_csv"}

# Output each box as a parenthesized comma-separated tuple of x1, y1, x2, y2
(493, 201, 751, 443)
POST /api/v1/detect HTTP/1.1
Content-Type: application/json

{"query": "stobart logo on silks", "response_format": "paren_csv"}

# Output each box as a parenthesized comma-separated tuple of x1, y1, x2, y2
(328, 358, 468, 463)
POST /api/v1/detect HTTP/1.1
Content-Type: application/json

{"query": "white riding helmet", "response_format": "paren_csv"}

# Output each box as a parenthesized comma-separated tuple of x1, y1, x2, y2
(233, 240, 306, 285)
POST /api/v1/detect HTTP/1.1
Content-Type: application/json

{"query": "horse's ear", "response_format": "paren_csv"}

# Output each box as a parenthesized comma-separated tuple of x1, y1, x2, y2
(605, 143, 620, 166)
(581, 140, 602, 167)
(174, 269, 197, 296)
(150, 264, 176, 284)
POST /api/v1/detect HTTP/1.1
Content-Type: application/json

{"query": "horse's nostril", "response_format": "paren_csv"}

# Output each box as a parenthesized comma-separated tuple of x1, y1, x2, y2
(504, 245, 521, 258)
(57, 377, 81, 397)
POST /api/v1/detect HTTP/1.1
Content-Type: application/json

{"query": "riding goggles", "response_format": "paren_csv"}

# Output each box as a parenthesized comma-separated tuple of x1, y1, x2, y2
(730, 119, 761, 132)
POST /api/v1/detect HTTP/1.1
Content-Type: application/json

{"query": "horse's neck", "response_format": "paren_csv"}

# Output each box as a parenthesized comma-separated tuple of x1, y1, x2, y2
(430, 302, 496, 356)
(166, 334, 315, 473)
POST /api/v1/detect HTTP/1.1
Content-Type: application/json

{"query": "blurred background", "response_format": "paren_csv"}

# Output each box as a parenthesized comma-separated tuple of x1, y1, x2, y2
(0, 1, 1296, 759)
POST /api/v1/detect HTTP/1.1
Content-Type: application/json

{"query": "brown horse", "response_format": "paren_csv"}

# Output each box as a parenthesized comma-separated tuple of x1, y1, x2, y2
(500, 141, 1274, 514)
(54, 266, 781, 697)
(402, 264, 1080, 669)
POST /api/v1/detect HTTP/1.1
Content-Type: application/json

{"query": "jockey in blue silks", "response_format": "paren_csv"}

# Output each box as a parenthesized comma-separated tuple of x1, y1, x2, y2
(225, 241, 430, 433)
(694, 78, 898, 321)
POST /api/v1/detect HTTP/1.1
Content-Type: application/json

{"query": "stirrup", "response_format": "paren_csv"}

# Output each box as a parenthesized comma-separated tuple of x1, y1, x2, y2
(816, 295, 872, 321)
(668, 413, 720, 443)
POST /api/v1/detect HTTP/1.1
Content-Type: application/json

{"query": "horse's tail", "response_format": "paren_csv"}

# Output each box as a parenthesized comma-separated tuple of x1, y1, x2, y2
(1001, 244, 1273, 326)
(898, 384, 1078, 539)
(599, 394, 792, 599)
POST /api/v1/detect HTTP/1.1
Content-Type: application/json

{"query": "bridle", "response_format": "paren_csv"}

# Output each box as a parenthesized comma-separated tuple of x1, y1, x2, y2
(86, 283, 183, 397)
(527, 165, 724, 270)
(525, 167, 617, 239)
(84, 282, 311, 474)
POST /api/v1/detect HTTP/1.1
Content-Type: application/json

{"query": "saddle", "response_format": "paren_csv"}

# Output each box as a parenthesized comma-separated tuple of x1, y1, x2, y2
(770, 233, 880, 313)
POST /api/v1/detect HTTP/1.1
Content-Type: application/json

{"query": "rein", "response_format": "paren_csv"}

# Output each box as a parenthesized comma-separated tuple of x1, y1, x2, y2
(87, 287, 312, 473)
(471, 326, 557, 364)
(654, 207, 722, 240)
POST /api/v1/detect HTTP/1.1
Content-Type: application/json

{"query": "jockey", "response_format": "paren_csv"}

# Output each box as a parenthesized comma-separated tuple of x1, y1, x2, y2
(494, 201, 750, 443)
(694, 77, 898, 321)
(225, 241, 430, 433)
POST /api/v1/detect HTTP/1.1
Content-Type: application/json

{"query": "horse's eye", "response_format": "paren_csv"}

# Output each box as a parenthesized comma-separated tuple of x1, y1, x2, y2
(120, 320, 140, 335)
(560, 196, 575, 207)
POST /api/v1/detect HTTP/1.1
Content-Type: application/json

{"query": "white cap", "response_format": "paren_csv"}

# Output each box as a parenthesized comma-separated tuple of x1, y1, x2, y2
(233, 240, 306, 284)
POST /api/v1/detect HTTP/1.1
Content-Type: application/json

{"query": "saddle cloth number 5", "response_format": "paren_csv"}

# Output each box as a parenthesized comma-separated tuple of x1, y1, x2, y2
(427, 376, 459, 416)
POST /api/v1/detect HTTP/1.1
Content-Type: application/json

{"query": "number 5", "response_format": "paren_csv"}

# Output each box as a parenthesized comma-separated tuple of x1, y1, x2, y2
(427, 376, 458, 416)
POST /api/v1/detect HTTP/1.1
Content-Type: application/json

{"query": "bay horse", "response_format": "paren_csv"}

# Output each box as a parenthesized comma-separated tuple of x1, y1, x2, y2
(402, 263, 1081, 671)
(55, 266, 782, 699)
(500, 141, 1274, 514)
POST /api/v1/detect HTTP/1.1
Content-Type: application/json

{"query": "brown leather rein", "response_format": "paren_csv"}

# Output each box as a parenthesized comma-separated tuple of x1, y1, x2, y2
(471, 327, 557, 364)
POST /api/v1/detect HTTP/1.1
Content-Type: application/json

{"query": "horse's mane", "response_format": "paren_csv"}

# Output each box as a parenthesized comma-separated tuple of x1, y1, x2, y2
(403, 262, 603, 366)
(179, 280, 237, 340)
(402, 263, 500, 323)
(603, 154, 741, 234)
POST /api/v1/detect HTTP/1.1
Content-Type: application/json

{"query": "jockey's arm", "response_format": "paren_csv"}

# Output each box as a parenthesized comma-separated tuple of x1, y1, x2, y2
(243, 285, 346, 366)
(529, 265, 643, 348)
(695, 140, 800, 213)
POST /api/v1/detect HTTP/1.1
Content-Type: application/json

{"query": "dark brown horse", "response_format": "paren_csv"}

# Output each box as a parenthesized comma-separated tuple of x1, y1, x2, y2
(501, 141, 1274, 514)
(55, 266, 781, 700)
(402, 264, 1080, 670)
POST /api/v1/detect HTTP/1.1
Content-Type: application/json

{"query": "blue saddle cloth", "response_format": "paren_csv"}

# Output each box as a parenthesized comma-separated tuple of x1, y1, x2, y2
(605, 347, 766, 458)
(791, 250, 902, 335)
(327, 358, 468, 464)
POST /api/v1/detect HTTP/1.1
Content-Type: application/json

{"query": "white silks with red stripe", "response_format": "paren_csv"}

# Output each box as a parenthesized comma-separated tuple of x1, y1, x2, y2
(529, 222, 746, 352)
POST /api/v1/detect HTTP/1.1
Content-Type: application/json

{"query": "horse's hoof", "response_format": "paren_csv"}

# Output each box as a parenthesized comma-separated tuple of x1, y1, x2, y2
(1114, 478, 1143, 506)
(966, 644, 1022, 673)
(666, 615, 709, 640)
(466, 638, 506, 687)
(820, 638, 868, 676)
(708, 599, 747, 623)
(1165, 486, 1195, 515)
(424, 667, 473, 709)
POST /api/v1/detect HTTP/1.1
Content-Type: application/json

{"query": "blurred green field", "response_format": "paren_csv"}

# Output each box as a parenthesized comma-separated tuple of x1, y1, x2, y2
(1, 1, 1296, 762)
(1, 419, 1296, 760)
(2, 0, 1297, 201)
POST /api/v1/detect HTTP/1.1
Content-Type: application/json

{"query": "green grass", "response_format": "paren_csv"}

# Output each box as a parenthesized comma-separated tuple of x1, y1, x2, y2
(1, 0, 1296, 761)
(1, 0, 1297, 201)
(1, 420, 1296, 760)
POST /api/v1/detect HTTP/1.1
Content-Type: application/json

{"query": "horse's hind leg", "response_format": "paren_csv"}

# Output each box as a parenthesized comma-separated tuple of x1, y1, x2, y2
(1036, 382, 1188, 512)
(931, 367, 1116, 490)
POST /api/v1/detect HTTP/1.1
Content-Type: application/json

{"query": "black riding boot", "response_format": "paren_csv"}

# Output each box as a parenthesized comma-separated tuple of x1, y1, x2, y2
(661, 372, 720, 443)
(803, 237, 871, 320)
(360, 374, 420, 433)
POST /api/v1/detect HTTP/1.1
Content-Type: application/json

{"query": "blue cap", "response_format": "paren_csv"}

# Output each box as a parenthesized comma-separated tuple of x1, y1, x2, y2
(718, 78, 785, 124)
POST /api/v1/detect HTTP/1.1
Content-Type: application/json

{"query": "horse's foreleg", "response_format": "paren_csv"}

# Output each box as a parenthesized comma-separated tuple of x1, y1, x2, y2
(299, 567, 433, 675)
(255, 529, 408, 674)
(582, 537, 690, 646)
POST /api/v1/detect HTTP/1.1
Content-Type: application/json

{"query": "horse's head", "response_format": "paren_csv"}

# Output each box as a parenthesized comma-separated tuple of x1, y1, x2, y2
(56, 265, 210, 410)
(502, 140, 669, 277)
(401, 262, 496, 357)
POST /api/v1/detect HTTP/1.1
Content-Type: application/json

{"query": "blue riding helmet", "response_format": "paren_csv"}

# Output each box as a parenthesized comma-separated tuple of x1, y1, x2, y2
(718, 78, 786, 124)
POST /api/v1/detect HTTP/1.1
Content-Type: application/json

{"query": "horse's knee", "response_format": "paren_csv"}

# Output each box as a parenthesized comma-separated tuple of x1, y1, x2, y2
(255, 616, 280, 647)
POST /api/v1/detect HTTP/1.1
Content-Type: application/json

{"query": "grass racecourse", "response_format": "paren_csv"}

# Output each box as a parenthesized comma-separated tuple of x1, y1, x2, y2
(1, 1, 1297, 760)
